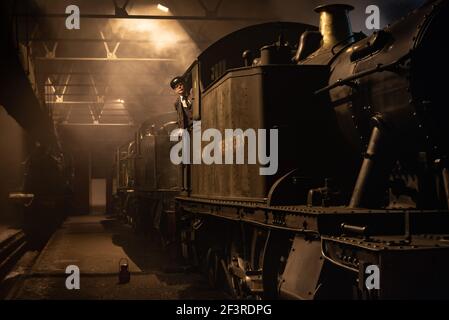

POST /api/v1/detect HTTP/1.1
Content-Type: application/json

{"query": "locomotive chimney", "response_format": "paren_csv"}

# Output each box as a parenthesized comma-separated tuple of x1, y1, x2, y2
(314, 4, 354, 48)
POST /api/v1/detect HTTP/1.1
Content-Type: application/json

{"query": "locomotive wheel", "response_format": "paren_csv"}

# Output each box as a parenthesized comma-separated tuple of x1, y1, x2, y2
(229, 266, 245, 298)
(230, 276, 245, 299)
(206, 248, 223, 289)
(262, 230, 291, 299)
(226, 236, 248, 299)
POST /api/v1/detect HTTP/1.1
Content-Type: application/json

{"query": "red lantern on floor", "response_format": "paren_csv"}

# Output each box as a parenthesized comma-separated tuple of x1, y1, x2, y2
(118, 258, 130, 284)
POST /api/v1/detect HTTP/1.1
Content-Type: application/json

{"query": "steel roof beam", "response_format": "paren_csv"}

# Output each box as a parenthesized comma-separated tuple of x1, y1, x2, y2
(44, 84, 171, 88)
(37, 72, 164, 76)
(24, 38, 209, 44)
(36, 57, 175, 61)
(15, 13, 268, 21)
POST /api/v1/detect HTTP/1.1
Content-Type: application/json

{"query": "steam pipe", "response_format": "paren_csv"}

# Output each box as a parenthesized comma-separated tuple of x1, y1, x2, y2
(349, 122, 384, 208)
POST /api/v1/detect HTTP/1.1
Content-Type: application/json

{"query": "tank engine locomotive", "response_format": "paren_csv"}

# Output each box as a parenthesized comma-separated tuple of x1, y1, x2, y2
(114, 117, 180, 246)
(114, 0, 449, 299)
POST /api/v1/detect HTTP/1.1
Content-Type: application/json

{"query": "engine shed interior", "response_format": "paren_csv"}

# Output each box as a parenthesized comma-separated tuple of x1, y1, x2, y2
(1, 0, 448, 303)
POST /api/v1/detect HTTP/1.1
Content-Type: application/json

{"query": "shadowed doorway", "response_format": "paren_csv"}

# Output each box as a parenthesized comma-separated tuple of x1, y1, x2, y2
(90, 179, 106, 214)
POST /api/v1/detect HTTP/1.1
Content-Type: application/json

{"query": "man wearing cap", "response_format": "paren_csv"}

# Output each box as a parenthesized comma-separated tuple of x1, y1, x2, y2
(170, 76, 192, 129)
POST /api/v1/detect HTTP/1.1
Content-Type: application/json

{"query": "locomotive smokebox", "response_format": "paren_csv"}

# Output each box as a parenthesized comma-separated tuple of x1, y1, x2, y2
(314, 4, 354, 48)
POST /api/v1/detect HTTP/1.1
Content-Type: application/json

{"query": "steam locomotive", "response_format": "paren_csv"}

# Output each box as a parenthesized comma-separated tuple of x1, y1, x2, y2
(113, 0, 449, 299)
(114, 117, 179, 246)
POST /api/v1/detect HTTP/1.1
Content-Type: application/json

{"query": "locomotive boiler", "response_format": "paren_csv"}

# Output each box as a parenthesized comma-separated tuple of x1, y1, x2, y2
(115, 0, 449, 299)
(303, 2, 449, 210)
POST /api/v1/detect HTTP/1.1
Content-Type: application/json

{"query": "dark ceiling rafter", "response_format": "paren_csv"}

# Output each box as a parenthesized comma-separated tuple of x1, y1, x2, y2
(50, 101, 143, 105)
(21, 37, 212, 44)
(36, 57, 176, 61)
(38, 72, 165, 75)
(21, 0, 276, 126)
(113, 0, 132, 17)
(44, 84, 171, 88)
(15, 13, 269, 21)
(197, 0, 224, 17)
(45, 93, 149, 97)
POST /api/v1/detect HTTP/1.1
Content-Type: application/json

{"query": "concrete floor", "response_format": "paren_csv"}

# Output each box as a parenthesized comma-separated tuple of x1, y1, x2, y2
(10, 215, 228, 300)
(0, 227, 20, 243)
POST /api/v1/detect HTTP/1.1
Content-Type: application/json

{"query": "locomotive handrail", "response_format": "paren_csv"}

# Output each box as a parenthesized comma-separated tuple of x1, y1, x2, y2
(320, 239, 358, 273)
(314, 53, 411, 96)
(330, 31, 365, 56)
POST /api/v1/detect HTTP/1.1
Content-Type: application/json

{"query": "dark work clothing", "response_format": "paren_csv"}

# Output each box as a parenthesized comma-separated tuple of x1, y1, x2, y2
(174, 96, 192, 129)
(173, 96, 192, 194)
